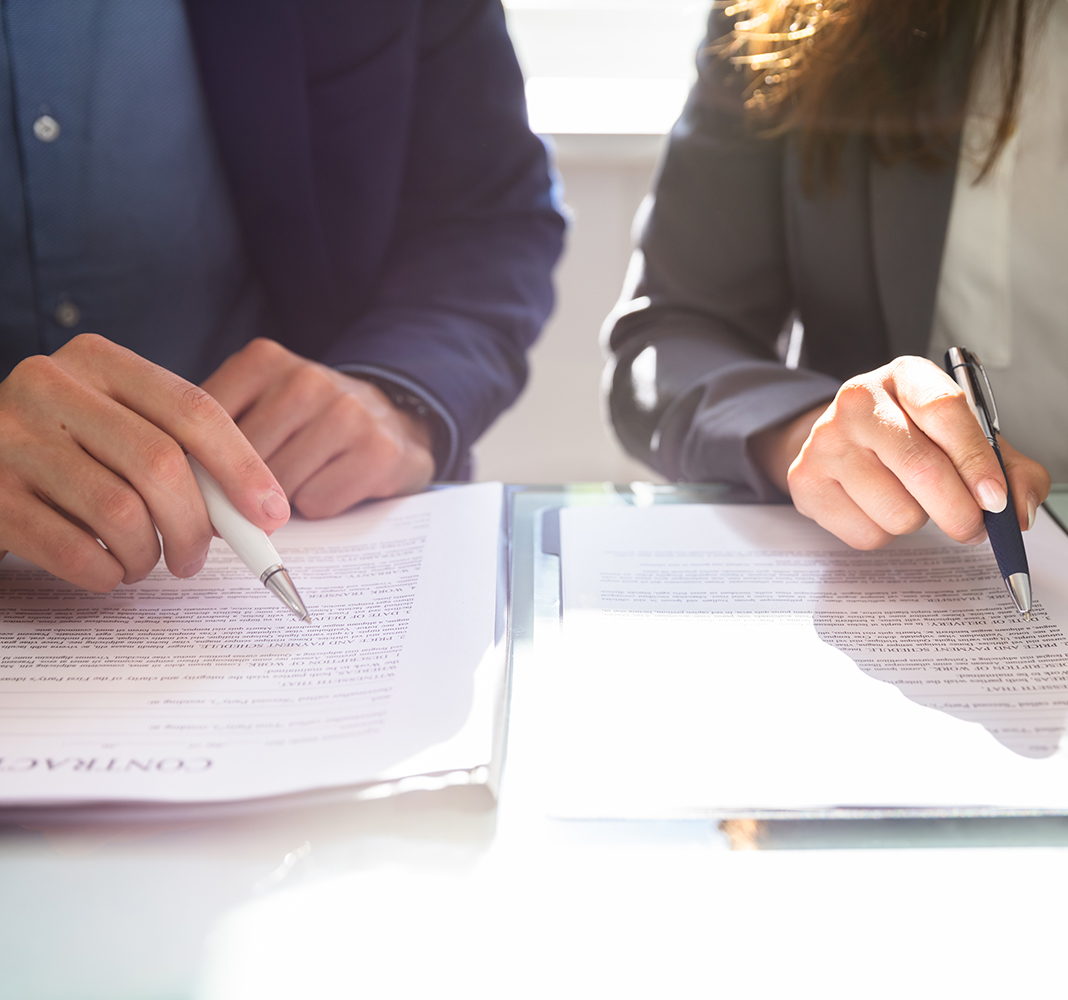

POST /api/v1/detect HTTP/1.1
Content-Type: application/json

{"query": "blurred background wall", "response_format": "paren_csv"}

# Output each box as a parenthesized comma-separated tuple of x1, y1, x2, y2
(472, 1, 709, 484)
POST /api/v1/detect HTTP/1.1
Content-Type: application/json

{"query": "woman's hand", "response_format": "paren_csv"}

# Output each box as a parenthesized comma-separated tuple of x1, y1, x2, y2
(752, 356, 1051, 549)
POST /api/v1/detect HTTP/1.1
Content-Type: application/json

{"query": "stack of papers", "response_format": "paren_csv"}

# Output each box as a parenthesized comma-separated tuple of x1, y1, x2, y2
(0, 483, 506, 821)
(547, 503, 1068, 818)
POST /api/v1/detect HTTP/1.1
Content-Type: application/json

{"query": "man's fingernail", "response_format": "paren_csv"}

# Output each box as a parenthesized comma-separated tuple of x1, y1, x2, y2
(976, 478, 1007, 513)
(180, 551, 208, 576)
(1027, 493, 1038, 531)
(262, 490, 290, 520)
(965, 530, 988, 546)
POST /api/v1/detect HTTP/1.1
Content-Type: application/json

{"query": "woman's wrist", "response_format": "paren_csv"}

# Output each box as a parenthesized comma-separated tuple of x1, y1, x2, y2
(750, 403, 829, 495)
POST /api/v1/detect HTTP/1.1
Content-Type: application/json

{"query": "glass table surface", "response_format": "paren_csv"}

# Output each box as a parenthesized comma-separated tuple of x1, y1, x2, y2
(1, 483, 1067, 999)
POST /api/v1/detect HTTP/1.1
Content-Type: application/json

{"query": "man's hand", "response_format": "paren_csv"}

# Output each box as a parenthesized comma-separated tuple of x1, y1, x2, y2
(201, 339, 435, 519)
(0, 334, 291, 591)
(751, 356, 1051, 549)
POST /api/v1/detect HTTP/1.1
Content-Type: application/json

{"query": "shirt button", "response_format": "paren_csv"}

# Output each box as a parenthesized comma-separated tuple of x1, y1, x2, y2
(33, 115, 60, 143)
(54, 301, 80, 328)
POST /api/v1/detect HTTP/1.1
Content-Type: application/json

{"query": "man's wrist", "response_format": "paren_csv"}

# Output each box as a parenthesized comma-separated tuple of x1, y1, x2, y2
(334, 367, 457, 478)
(379, 389, 434, 453)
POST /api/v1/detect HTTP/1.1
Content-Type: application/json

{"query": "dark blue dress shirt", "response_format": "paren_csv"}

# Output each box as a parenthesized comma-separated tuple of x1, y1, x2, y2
(0, 0, 564, 478)
(0, 0, 268, 383)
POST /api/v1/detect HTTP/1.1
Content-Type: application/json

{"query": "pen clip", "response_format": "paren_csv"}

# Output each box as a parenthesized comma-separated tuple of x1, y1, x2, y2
(945, 346, 1000, 443)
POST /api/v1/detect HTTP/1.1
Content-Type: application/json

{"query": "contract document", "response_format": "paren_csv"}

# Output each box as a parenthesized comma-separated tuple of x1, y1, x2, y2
(0, 482, 504, 809)
(549, 502, 1068, 818)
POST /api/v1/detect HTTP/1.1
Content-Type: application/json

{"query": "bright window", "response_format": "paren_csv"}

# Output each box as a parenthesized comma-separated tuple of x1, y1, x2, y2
(503, 1, 710, 134)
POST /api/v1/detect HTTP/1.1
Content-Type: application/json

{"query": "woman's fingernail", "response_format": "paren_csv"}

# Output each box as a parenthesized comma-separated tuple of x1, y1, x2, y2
(1026, 493, 1038, 531)
(965, 530, 988, 546)
(976, 478, 1007, 513)
(262, 490, 290, 521)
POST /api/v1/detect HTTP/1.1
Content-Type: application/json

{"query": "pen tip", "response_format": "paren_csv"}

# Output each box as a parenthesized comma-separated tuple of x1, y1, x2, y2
(302, 615, 313, 623)
(1024, 612, 1031, 622)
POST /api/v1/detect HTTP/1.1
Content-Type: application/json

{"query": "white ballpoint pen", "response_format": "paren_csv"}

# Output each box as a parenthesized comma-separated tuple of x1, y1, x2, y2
(187, 456, 312, 622)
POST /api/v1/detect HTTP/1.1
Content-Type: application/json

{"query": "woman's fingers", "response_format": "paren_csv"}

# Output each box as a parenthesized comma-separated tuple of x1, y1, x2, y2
(792, 471, 898, 550)
(840, 388, 985, 543)
(1000, 436, 1052, 531)
(887, 357, 1008, 515)
(791, 437, 930, 548)
(785, 356, 1051, 550)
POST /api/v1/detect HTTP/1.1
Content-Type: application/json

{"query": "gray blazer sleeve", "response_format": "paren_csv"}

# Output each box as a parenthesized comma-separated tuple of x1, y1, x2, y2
(604, 9, 840, 501)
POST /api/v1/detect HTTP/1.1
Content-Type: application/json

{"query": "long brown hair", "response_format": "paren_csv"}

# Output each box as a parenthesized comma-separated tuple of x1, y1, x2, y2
(716, 0, 1047, 185)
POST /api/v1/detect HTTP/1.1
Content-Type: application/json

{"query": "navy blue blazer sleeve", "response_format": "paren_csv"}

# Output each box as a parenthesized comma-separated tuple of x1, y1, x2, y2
(603, 7, 840, 500)
(317, 0, 565, 477)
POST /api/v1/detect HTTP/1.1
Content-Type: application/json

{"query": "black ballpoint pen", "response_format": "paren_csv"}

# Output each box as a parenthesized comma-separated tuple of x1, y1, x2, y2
(944, 347, 1032, 619)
